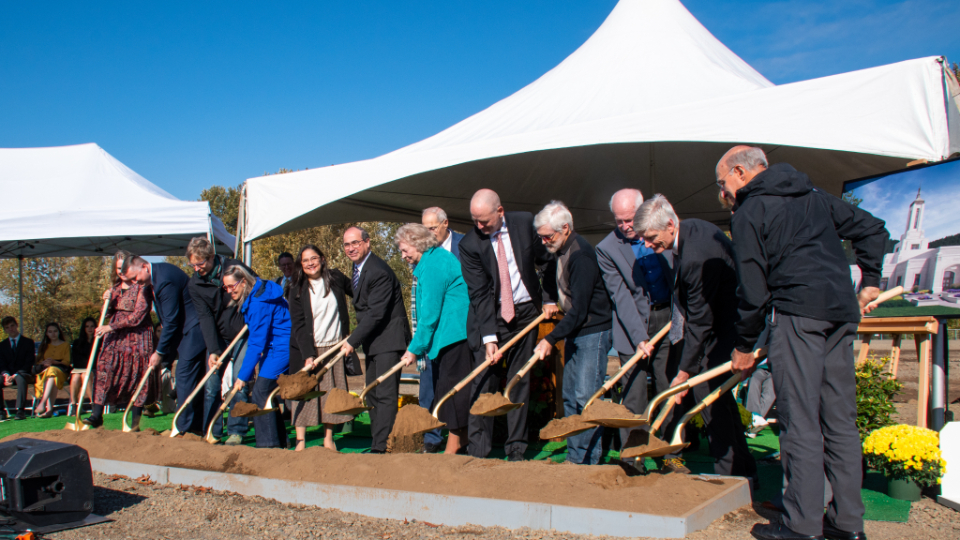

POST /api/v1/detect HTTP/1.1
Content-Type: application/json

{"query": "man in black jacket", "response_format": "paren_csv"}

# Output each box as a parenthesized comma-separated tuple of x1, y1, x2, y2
(720, 146, 886, 540)
(339, 226, 411, 453)
(460, 189, 558, 461)
(186, 237, 254, 445)
(635, 195, 757, 481)
(0, 317, 35, 420)
(533, 201, 612, 465)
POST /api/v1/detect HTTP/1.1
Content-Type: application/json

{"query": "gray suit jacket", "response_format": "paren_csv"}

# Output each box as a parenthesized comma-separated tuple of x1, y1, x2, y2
(596, 230, 674, 356)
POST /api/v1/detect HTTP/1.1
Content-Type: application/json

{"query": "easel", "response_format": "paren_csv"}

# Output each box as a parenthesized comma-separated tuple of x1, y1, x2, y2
(856, 316, 938, 428)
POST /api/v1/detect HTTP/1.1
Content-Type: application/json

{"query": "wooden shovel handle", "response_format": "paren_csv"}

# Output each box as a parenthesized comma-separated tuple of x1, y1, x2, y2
(313, 351, 346, 380)
(121, 367, 155, 431)
(170, 325, 248, 437)
(70, 297, 111, 428)
(308, 336, 350, 371)
(650, 393, 676, 432)
(863, 286, 904, 314)
(205, 386, 239, 443)
(359, 358, 405, 401)
(497, 312, 547, 356)
(584, 322, 672, 410)
(503, 353, 540, 400)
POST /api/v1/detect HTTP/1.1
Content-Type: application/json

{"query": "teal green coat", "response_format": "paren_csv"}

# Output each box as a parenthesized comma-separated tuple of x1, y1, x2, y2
(407, 246, 469, 359)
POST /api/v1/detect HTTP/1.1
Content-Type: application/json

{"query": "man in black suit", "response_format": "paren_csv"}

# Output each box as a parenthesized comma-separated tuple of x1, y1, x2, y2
(635, 194, 756, 481)
(0, 317, 35, 420)
(122, 256, 208, 434)
(339, 227, 411, 453)
(459, 189, 558, 461)
(186, 237, 254, 445)
(275, 252, 294, 294)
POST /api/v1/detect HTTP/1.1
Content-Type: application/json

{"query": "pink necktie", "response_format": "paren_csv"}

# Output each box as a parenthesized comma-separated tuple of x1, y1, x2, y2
(496, 233, 515, 323)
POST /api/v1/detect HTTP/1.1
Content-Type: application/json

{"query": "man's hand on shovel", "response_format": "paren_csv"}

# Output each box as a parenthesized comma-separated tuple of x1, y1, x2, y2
(858, 286, 881, 315)
(669, 370, 691, 405)
(534, 339, 552, 362)
(732, 348, 758, 380)
(400, 351, 417, 367)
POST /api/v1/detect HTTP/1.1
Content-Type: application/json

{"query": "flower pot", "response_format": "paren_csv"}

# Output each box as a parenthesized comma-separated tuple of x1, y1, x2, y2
(887, 477, 922, 501)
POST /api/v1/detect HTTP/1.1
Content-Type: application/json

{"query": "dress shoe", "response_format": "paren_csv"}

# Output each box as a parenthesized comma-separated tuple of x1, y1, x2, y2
(508, 448, 525, 462)
(823, 520, 867, 540)
(15, 411, 26, 421)
(81, 415, 103, 428)
(662, 457, 691, 474)
(751, 522, 824, 540)
(421, 442, 441, 454)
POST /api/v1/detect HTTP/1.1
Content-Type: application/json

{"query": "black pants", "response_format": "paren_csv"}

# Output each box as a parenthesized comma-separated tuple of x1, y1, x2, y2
(251, 376, 287, 449)
(365, 350, 402, 452)
(467, 302, 539, 458)
(617, 305, 678, 455)
(174, 349, 210, 435)
(770, 313, 863, 536)
(691, 367, 757, 478)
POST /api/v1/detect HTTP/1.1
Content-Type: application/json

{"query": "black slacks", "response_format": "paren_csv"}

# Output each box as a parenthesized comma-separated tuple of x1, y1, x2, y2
(251, 376, 287, 449)
(174, 349, 210, 435)
(691, 366, 757, 478)
(769, 313, 863, 536)
(467, 302, 539, 458)
(365, 350, 402, 452)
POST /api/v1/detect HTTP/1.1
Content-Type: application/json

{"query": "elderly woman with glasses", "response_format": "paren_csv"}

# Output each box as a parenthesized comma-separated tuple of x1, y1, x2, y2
(396, 223, 472, 454)
(223, 265, 291, 449)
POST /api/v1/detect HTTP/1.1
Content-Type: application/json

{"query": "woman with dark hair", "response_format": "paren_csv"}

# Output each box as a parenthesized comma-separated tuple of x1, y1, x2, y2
(223, 265, 290, 449)
(395, 224, 472, 454)
(82, 250, 156, 429)
(68, 317, 98, 416)
(33, 322, 71, 418)
(287, 244, 354, 451)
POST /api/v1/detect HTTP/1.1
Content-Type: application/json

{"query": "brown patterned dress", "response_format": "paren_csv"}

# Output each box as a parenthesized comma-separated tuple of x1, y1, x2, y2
(94, 282, 156, 406)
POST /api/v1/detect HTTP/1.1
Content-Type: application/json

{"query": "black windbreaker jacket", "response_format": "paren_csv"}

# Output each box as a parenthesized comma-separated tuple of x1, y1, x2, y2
(731, 163, 888, 353)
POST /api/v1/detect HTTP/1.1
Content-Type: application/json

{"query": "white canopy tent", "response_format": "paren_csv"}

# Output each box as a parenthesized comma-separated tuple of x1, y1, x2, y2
(0, 143, 235, 259)
(242, 0, 960, 244)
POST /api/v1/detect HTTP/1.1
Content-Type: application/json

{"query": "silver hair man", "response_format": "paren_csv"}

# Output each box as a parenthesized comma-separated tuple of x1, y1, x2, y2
(533, 200, 574, 233)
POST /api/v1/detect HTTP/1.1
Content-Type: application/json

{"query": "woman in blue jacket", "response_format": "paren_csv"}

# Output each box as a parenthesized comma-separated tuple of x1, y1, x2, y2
(222, 265, 290, 449)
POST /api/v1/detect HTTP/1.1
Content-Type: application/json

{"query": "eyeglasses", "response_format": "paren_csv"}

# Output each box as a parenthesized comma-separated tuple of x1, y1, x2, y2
(426, 226, 439, 232)
(342, 240, 365, 249)
(538, 231, 560, 242)
(223, 281, 244, 293)
(188, 259, 210, 269)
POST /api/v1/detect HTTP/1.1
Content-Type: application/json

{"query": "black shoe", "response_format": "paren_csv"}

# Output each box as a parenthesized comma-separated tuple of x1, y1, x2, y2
(422, 442, 441, 454)
(15, 410, 25, 421)
(81, 415, 103, 428)
(508, 448, 525, 462)
(751, 522, 824, 540)
(367, 449, 385, 454)
(823, 520, 867, 540)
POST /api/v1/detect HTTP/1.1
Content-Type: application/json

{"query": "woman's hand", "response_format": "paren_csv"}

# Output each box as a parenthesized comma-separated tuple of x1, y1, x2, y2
(95, 325, 113, 337)
(233, 379, 246, 393)
(400, 351, 416, 367)
(303, 357, 317, 371)
(102, 289, 112, 301)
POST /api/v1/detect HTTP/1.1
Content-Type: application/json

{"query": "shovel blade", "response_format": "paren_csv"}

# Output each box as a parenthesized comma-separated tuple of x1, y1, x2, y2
(621, 442, 688, 460)
(472, 402, 522, 417)
(327, 406, 371, 417)
(584, 415, 650, 429)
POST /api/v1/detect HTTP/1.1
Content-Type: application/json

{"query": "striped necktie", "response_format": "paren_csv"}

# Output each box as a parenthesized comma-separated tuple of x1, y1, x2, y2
(352, 264, 360, 291)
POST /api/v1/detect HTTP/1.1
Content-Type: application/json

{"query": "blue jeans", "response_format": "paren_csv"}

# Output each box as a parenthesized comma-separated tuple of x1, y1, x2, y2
(203, 336, 251, 439)
(563, 329, 611, 465)
(419, 359, 442, 447)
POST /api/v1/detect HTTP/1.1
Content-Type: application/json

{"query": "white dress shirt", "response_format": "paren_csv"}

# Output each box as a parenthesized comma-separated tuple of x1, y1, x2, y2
(354, 252, 372, 277)
(440, 231, 453, 253)
(482, 221, 533, 344)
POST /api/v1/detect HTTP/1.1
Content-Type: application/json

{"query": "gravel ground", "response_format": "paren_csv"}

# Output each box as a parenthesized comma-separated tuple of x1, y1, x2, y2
(46, 472, 959, 540)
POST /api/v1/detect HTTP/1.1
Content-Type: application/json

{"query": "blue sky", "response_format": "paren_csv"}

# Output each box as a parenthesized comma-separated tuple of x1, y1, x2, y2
(2, 1, 958, 202)
(849, 159, 960, 244)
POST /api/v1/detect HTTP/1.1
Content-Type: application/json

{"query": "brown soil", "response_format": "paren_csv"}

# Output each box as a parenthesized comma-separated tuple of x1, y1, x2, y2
(619, 430, 670, 459)
(539, 415, 592, 439)
(388, 404, 445, 439)
(15, 429, 735, 515)
(324, 387, 365, 415)
(142, 428, 160, 436)
(386, 431, 424, 454)
(277, 371, 318, 400)
(469, 392, 513, 415)
(581, 400, 634, 422)
(230, 402, 262, 418)
(180, 433, 202, 442)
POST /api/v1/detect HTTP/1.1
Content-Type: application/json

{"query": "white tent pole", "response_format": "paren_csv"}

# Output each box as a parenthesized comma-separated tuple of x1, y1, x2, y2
(243, 242, 252, 267)
(17, 255, 23, 326)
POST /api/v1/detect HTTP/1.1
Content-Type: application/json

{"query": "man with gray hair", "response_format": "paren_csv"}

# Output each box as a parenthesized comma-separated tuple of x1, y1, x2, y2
(422, 207, 464, 261)
(533, 201, 612, 465)
(596, 189, 681, 472)
(718, 146, 886, 540)
(634, 194, 757, 482)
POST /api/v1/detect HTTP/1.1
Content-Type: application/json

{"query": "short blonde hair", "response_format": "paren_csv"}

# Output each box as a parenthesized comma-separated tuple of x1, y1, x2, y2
(186, 237, 215, 261)
(395, 223, 439, 253)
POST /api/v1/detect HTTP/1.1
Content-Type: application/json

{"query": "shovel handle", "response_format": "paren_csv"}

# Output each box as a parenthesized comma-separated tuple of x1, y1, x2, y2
(121, 366, 155, 432)
(650, 393, 676, 432)
(584, 322, 672, 410)
(503, 352, 540, 400)
(205, 386, 240, 443)
(359, 358, 406, 401)
(432, 357, 492, 418)
(668, 373, 742, 445)
(308, 336, 350, 371)
(68, 297, 111, 430)
(170, 325, 248, 437)
(497, 312, 547, 356)
(313, 351, 346, 380)
(863, 286, 904, 314)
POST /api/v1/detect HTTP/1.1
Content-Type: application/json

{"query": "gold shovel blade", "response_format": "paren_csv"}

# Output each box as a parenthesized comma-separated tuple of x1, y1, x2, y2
(328, 406, 371, 416)
(472, 402, 522, 417)
(583, 415, 650, 428)
(63, 422, 91, 432)
(621, 442, 688, 460)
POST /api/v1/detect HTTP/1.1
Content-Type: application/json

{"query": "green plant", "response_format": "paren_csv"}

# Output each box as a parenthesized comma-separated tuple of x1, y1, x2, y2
(864, 424, 946, 486)
(855, 356, 902, 442)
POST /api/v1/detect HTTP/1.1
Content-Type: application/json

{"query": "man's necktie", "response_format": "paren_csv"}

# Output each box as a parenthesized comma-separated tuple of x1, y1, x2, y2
(668, 263, 685, 344)
(352, 265, 360, 291)
(496, 233, 515, 323)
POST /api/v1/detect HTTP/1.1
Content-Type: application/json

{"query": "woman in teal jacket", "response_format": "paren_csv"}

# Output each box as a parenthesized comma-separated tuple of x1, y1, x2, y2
(397, 224, 470, 454)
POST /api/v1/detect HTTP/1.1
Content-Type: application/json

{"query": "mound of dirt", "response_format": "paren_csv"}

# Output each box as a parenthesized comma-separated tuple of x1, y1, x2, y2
(324, 388, 365, 415)
(386, 431, 424, 454)
(539, 415, 593, 440)
(389, 405, 445, 439)
(619, 430, 671, 459)
(11, 429, 737, 515)
(230, 402, 262, 418)
(277, 371, 318, 400)
(469, 393, 514, 415)
(581, 400, 635, 422)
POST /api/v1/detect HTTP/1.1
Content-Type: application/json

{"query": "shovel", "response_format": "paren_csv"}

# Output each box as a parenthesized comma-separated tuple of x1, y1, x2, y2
(470, 352, 539, 417)
(862, 286, 904, 315)
(121, 366, 156, 432)
(432, 312, 547, 419)
(169, 326, 248, 437)
(204, 385, 241, 444)
(620, 372, 741, 460)
(577, 321, 672, 423)
(261, 343, 348, 412)
(324, 358, 405, 417)
(65, 297, 111, 432)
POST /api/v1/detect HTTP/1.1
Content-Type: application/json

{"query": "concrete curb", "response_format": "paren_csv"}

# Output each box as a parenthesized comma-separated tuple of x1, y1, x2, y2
(91, 458, 750, 538)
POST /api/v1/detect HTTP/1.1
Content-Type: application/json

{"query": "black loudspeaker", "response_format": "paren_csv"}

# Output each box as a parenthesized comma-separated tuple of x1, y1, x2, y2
(0, 438, 94, 529)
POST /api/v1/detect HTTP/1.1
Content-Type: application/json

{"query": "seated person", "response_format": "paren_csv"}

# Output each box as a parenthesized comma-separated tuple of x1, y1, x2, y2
(33, 322, 72, 418)
(0, 316, 35, 420)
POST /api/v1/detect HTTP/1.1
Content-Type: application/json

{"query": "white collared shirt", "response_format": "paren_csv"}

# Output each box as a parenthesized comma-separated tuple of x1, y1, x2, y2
(671, 232, 679, 254)
(354, 252, 372, 277)
(482, 221, 533, 345)
(440, 231, 453, 253)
